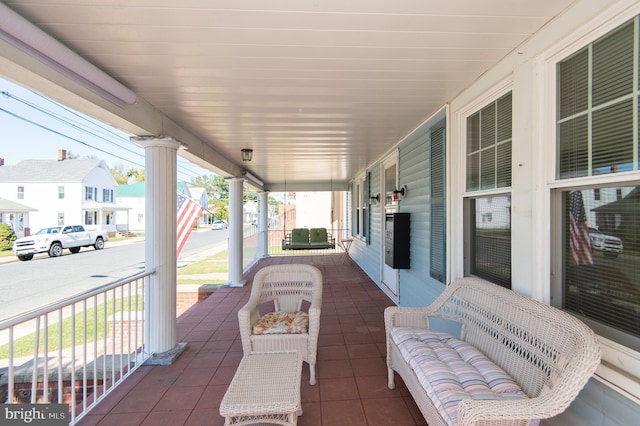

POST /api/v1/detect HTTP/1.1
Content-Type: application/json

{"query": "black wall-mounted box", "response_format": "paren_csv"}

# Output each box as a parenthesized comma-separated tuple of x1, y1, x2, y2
(384, 212, 410, 269)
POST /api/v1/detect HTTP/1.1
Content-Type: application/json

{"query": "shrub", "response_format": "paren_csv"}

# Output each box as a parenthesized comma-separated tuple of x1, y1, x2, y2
(0, 223, 16, 251)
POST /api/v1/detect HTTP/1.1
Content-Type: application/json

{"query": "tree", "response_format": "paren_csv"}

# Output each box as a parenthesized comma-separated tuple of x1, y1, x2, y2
(0, 223, 16, 251)
(127, 168, 145, 183)
(111, 164, 130, 184)
(111, 164, 145, 184)
(192, 174, 228, 200)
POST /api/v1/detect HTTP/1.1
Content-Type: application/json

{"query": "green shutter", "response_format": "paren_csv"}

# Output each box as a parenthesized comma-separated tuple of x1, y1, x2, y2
(431, 121, 446, 283)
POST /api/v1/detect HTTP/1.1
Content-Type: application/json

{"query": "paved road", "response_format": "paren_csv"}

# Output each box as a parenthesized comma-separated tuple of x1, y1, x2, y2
(0, 228, 228, 321)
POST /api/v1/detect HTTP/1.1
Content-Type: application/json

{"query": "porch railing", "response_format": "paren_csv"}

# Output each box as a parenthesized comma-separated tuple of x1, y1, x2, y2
(0, 270, 153, 425)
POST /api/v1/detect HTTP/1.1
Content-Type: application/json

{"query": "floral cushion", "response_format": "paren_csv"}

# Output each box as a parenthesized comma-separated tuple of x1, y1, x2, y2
(252, 311, 309, 335)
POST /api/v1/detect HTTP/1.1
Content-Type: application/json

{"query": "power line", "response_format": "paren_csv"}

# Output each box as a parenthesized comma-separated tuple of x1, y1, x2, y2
(1, 90, 212, 181)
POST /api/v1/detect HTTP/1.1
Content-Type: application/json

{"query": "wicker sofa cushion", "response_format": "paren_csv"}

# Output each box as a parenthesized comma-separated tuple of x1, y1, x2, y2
(390, 326, 537, 426)
(252, 311, 309, 335)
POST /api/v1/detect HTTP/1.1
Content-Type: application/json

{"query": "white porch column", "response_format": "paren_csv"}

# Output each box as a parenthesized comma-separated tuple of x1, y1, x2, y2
(134, 136, 186, 365)
(227, 177, 246, 287)
(257, 191, 269, 258)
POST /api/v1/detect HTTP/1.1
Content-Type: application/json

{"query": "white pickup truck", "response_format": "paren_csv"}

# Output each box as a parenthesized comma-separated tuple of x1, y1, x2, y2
(13, 225, 109, 261)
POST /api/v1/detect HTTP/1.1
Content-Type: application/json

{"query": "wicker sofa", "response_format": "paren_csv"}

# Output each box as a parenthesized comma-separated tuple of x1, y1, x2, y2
(385, 277, 601, 426)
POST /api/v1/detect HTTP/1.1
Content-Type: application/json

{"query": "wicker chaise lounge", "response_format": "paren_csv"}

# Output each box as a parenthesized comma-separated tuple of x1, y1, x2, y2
(238, 264, 323, 385)
(385, 277, 601, 426)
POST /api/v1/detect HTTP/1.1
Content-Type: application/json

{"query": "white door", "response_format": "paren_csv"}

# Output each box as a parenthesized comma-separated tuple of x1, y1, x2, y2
(381, 156, 399, 298)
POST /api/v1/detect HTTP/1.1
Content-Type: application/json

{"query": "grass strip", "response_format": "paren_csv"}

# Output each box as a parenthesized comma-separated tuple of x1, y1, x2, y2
(0, 296, 143, 359)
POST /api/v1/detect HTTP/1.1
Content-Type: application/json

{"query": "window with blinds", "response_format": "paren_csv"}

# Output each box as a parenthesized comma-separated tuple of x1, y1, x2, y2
(562, 186, 640, 350)
(469, 195, 512, 289)
(465, 92, 512, 288)
(557, 18, 638, 179)
(466, 92, 512, 192)
(353, 174, 367, 239)
(555, 15, 640, 350)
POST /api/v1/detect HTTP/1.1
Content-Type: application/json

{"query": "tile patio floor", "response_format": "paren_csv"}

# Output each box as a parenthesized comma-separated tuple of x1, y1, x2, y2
(76, 254, 426, 426)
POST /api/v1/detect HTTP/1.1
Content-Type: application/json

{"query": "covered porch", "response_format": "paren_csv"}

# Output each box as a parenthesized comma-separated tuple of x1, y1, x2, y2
(76, 255, 422, 426)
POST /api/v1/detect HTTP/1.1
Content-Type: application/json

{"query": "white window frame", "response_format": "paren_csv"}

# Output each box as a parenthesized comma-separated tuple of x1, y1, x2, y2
(456, 81, 514, 285)
(353, 173, 367, 240)
(543, 3, 640, 402)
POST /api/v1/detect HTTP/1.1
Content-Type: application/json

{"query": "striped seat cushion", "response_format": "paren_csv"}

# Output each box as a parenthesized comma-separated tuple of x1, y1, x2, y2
(390, 327, 538, 426)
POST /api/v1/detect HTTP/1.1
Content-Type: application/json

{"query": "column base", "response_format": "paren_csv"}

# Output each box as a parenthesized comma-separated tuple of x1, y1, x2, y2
(227, 280, 247, 288)
(143, 342, 188, 366)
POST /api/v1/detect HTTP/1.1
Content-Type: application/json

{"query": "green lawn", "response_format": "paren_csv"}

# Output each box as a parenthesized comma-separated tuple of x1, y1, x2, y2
(177, 249, 228, 285)
(0, 296, 143, 359)
(1, 248, 230, 359)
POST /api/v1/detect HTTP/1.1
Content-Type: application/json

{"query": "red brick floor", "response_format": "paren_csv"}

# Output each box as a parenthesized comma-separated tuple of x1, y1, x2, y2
(76, 255, 427, 426)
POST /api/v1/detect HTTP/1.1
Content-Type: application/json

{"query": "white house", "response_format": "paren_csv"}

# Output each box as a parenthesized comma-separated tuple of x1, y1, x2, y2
(115, 181, 145, 232)
(115, 181, 209, 231)
(188, 187, 210, 227)
(0, 197, 38, 239)
(0, 154, 122, 235)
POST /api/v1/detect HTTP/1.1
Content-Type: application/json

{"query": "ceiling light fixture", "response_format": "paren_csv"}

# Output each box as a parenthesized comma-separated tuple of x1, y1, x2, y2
(241, 148, 253, 162)
(0, 3, 137, 107)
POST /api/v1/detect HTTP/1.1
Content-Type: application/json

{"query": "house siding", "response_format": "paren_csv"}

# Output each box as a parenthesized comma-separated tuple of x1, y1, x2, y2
(353, 109, 448, 308)
(351, 165, 381, 283)
(397, 118, 447, 307)
(350, 0, 640, 423)
(0, 160, 119, 232)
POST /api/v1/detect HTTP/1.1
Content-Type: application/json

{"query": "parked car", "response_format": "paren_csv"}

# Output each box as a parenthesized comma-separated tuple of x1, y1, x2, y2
(588, 227, 623, 256)
(13, 225, 109, 261)
(211, 220, 228, 230)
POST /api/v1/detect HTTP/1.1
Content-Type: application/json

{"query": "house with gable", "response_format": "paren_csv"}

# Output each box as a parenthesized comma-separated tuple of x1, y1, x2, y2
(116, 181, 209, 231)
(0, 197, 37, 239)
(188, 186, 210, 227)
(0, 152, 122, 236)
(115, 181, 145, 232)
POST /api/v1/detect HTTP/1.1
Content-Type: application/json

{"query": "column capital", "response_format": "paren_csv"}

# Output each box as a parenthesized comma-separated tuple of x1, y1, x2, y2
(132, 135, 182, 150)
(226, 177, 245, 183)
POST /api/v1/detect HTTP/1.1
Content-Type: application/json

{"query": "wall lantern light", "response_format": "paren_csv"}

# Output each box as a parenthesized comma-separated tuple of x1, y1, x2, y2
(393, 185, 407, 201)
(370, 193, 380, 204)
(241, 148, 253, 162)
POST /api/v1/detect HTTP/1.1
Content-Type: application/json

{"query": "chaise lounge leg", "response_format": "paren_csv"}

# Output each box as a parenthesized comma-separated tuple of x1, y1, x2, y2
(309, 363, 316, 385)
(388, 367, 395, 389)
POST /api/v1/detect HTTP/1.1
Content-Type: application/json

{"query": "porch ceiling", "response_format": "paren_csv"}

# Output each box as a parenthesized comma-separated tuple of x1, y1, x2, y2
(0, 1, 575, 190)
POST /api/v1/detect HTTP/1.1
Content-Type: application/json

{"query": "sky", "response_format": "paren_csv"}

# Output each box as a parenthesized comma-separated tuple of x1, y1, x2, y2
(0, 77, 212, 182)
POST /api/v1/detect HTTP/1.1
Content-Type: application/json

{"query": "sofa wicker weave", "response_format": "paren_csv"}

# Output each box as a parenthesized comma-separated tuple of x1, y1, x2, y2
(238, 264, 322, 385)
(385, 277, 601, 426)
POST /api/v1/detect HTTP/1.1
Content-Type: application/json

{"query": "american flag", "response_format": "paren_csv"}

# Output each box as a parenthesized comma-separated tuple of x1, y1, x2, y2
(177, 192, 203, 257)
(569, 190, 593, 265)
